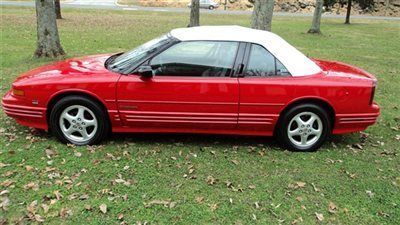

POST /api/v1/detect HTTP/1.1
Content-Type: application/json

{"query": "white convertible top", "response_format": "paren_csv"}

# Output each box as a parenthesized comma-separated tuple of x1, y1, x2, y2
(170, 26, 321, 77)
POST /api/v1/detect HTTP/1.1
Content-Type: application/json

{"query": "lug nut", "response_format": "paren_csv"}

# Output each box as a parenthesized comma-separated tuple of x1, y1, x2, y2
(72, 120, 76, 123)
(78, 118, 81, 121)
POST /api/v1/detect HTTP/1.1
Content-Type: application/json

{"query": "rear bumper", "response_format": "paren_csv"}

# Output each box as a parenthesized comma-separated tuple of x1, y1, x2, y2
(2, 91, 48, 130)
(333, 103, 380, 134)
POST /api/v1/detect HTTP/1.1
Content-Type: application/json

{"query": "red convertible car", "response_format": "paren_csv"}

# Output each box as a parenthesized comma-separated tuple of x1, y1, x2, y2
(2, 26, 379, 151)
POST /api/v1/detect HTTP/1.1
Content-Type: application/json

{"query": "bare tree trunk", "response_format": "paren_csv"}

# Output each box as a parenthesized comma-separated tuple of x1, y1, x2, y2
(34, 0, 65, 58)
(55, 0, 62, 19)
(189, 0, 200, 27)
(345, 0, 352, 24)
(251, 0, 275, 31)
(308, 0, 324, 34)
(385, 0, 390, 16)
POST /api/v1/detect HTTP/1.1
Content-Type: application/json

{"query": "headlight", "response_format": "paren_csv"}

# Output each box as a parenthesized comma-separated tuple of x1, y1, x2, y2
(12, 88, 25, 96)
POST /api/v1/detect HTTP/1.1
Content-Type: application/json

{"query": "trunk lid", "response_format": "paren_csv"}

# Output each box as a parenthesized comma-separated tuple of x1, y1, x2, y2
(312, 58, 377, 82)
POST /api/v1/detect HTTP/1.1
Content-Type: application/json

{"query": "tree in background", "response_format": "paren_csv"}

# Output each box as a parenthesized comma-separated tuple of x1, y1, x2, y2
(34, 0, 65, 58)
(308, 0, 324, 33)
(345, 0, 352, 24)
(251, 0, 275, 31)
(55, 0, 62, 19)
(189, 0, 200, 27)
(324, 0, 374, 24)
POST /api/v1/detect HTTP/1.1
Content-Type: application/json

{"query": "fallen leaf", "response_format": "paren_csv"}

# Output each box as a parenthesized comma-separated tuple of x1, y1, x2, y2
(34, 214, 44, 222)
(0, 180, 14, 187)
(296, 182, 306, 188)
(315, 212, 324, 221)
(0, 190, 9, 196)
(0, 196, 10, 211)
(24, 182, 39, 191)
(195, 196, 204, 203)
(0, 163, 10, 168)
(366, 190, 374, 198)
(206, 176, 217, 185)
(311, 183, 320, 192)
(84, 204, 92, 211)
(144, 199, 176, 208)
(26, 166, 34, 172)
(41, 204, 49, 214)
(99, 204, 107, 214)
(45, 148, 56, 158)
(59, 208, 72, 218)
(328, 202, 338, 213)
(377, 210, 389, 217)
(27, 200, 38, 214)
(291, 216, 303, 224)
(53, 190, 63, 200)
(117, 214, 124, 221)
(210, 203, 218, 211)
(79, 194, 89, 200)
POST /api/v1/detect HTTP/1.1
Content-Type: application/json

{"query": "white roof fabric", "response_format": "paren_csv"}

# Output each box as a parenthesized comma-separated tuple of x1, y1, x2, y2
(170, 26, 322, 77)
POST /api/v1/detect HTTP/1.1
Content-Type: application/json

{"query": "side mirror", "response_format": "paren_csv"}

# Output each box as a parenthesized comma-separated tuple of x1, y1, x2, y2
(137, 65, 153, 78)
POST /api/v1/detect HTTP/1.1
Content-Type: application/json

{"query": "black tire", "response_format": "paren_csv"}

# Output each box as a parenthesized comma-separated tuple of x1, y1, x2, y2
(209, 5, 215, 10)
(49, 95, 109, 146)
(276, 104, 331, 152)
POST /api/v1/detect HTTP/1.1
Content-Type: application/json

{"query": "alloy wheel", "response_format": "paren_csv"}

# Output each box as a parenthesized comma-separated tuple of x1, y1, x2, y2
(287, 111, 323, 149)
(59, 105, 98, 143)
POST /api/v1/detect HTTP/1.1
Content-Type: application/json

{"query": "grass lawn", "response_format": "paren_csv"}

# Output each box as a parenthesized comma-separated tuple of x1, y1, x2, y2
(1, 6, 400, 225)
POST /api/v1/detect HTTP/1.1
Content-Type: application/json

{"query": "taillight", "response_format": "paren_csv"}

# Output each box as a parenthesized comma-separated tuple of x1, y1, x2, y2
(369, 86, 375, 105)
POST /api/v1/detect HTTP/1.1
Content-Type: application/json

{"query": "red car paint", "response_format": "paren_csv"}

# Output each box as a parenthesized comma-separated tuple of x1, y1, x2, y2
(2, 54, 380, 137)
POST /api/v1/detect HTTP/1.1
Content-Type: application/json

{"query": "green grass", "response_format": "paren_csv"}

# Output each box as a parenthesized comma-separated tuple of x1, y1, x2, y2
(1, 6, 400, 225)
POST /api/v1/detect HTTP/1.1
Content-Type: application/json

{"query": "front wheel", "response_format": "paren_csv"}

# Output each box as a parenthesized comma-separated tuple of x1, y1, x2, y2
(276, 104, 331, 152)
(49, 96, 109, 145)
(209, 5, 215, 10)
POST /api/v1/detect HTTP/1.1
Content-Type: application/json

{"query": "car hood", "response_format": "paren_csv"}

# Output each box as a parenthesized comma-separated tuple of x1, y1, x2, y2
(13, 54, 114, 85)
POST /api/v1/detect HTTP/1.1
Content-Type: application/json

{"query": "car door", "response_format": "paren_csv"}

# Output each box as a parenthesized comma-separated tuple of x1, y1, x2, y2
(117, 41, 243, 131)
(238, 43, 292, 134)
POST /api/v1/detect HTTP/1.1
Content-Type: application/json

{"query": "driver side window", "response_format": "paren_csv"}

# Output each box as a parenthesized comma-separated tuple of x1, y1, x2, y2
(150, 41, 239, 77)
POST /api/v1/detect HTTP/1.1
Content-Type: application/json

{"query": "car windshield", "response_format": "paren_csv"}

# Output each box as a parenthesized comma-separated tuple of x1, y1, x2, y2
(107, 34, 171, 74)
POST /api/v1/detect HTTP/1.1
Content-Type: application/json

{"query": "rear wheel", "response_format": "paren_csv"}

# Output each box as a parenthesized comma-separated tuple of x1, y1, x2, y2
(276, 104, 330, 151)
(209, 5, 215, 10)
(49, 96, 109, 145)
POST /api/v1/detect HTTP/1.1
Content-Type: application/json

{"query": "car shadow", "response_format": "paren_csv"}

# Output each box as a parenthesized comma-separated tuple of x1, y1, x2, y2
(107, 132, 282, 150)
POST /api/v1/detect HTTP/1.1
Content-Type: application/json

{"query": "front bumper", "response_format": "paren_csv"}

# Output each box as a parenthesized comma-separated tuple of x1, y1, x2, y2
(2, 91, 48, 130)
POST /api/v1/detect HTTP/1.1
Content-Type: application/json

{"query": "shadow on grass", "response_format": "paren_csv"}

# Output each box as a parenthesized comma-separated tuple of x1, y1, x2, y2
(31, 126, 358, 151)
(107, 132, 280, 148)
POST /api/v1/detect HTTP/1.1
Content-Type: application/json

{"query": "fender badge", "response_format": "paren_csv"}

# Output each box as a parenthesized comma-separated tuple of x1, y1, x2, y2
(32, 100, 39, 105)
